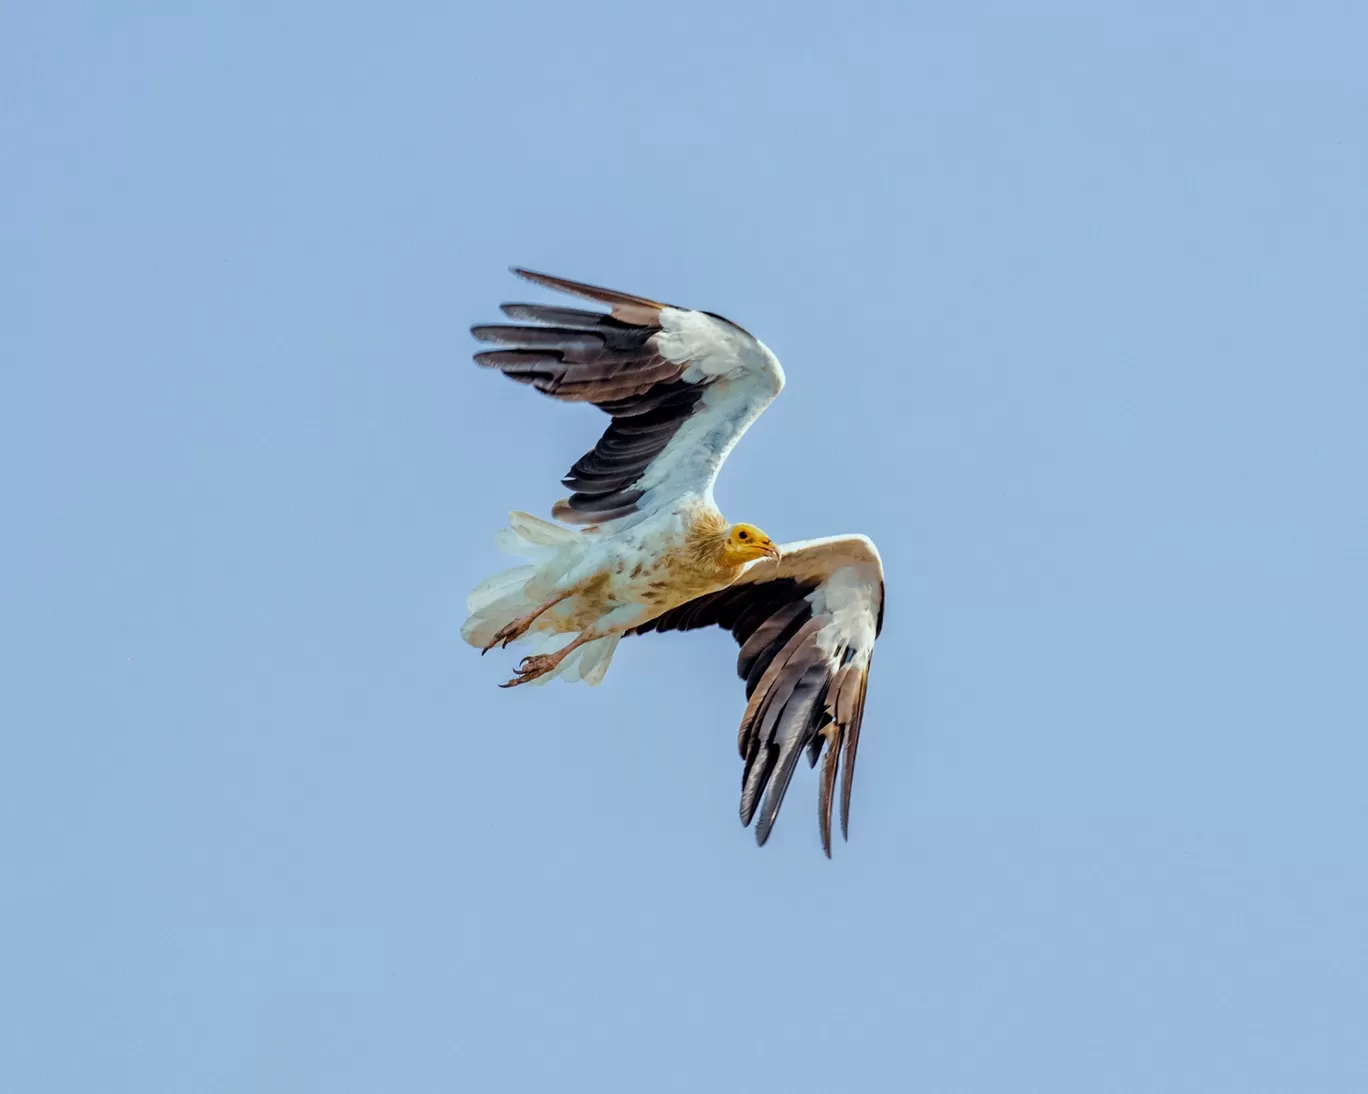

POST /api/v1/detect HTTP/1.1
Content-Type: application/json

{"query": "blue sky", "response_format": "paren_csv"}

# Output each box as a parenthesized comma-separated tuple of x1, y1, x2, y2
(4, 2, 1367, 1091)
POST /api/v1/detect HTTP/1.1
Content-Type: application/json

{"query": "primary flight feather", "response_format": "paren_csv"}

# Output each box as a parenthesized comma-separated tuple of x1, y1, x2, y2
(463, 269, 885, 854)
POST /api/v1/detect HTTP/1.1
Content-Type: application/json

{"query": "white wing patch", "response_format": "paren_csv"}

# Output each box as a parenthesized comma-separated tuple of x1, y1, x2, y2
(627, 309, 784, 518)
(809, 564, 881, 658)
(657, 308, 773, 382)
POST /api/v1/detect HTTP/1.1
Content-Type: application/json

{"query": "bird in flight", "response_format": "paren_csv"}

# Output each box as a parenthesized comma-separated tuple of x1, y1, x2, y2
(463, 269, 886, 854)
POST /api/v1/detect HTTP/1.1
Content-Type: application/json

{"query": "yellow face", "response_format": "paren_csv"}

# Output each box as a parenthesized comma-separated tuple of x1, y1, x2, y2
(724, 522, 781, 564)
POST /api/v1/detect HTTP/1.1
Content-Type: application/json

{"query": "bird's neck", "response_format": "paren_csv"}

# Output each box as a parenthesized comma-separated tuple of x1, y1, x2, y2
(683, 512, 741, 580)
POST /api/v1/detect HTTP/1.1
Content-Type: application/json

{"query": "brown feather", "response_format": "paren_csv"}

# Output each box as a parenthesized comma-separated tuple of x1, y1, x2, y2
(754, 660, 830, 846)
(817, 722, 843, 857)
(738, 618, 826, 826)
(511, 268, 666, 327)
(839, 667, 870, 841)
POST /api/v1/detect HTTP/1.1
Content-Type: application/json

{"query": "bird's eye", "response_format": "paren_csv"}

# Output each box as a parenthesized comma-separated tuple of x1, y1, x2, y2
(738, 530, 749, 540)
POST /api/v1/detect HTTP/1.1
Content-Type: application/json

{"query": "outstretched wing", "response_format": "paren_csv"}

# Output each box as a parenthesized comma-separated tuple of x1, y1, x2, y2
(630, 536, 885, 855)
(471, 269, 784, 529)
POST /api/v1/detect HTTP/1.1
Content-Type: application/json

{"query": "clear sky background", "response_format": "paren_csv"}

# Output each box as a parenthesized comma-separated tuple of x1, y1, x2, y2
(4, 3, 1366, 1091)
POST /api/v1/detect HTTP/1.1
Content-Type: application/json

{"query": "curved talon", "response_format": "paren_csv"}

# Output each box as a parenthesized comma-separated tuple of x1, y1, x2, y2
(518, 653, 555, 676)
(481, 626, 517, 654)
(482, 594, 573, 655)
(497, 652, 559, 688)
(494, 636, 600, 689)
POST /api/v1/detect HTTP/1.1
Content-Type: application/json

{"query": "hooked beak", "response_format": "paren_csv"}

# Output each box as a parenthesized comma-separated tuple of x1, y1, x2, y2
(760, 541, 782, 561)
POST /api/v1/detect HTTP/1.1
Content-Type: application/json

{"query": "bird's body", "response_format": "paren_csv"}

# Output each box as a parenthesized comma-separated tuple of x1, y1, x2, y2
(463, 269, 887, 853)
(462, 497, 775, 685)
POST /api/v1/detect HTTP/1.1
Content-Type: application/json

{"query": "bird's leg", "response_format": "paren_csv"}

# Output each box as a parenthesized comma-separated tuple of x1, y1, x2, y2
(499, 629, 601, 688)
(481, 592, 573, 654)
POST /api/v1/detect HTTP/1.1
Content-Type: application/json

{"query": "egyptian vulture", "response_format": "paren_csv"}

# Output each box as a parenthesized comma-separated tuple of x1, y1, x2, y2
(463, 269, 885, 854)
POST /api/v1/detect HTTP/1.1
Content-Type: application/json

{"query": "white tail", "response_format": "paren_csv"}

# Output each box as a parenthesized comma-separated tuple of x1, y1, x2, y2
(461, 512, 621, 686)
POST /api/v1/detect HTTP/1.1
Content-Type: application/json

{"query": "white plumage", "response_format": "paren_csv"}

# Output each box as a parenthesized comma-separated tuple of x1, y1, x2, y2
(463, 270, 886, 854)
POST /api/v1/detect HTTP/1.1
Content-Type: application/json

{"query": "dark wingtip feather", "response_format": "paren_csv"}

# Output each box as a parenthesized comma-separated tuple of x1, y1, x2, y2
(817, 726, 841, 857)
(739, 738, 774, 830)
(753, 667, 827, 847)
(508, 268, 665, 315)
(839, 674, 869, 842)
(499, 303, 626, 328)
